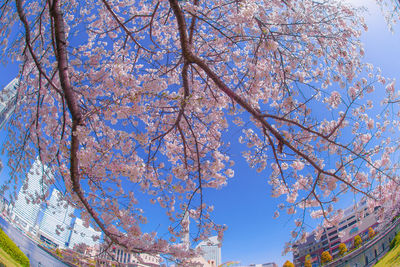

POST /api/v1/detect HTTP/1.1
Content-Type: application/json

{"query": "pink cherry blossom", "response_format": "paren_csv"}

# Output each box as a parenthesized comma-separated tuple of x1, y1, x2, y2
(1, 0, 400, 259)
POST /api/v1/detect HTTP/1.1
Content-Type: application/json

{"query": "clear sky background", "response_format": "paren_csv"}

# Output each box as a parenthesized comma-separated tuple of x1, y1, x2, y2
(0, 1, 399, 266)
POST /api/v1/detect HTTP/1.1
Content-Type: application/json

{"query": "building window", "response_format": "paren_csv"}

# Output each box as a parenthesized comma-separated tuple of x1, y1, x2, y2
(329, 231, 338, 236)
(348, 220, 357, 227)
(347, 215, 355, 221)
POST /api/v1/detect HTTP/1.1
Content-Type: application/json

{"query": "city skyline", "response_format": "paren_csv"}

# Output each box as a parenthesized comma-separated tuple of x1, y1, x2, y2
(10, 158, 102, 252)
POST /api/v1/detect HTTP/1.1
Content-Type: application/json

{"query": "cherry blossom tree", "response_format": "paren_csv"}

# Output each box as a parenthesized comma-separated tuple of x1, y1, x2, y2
(0, 0, 400, 261)
(376, 0, 400, 30)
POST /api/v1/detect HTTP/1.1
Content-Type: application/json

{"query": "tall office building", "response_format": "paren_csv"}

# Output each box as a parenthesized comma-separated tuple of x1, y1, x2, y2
(12, 158, 51, 232)
(0, 78, 18, 174)
(39, 189, 75, 248)
(69, 217, 101, 249)
(0, 78, 18, 129)
(196, 236, 222, 267)
(182, 210, 190, 250)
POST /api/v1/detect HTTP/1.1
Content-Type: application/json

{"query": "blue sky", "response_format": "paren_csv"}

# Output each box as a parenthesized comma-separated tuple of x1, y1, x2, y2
(0, 0, 400, 266)
(197, 1, 400, 265)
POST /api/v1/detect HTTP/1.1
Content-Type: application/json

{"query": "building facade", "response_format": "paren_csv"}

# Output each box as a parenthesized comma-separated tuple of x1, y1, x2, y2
(196, 236, 222, 267)
(293, 225, 341, 267)
(97, 245, 161, 267)
(326, 218, 400, 267)
(12, 158, 51, 234)
(69, 217, 101, 249)
(0, 78, 18, 174)
(237, 263, 278, 267)
(39, 188, 75, 248)
(293, 199, 379, 266)
(337, 200, 379, 252)
(0, 78, 18, 130)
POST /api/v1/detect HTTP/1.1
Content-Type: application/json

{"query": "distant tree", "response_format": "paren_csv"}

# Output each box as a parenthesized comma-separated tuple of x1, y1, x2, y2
(354, 235, 362, 248)
(73, 243, 88, 255)
(338, 243, 347, 256)
(55, 248, 63, 259)
(368, 227, 376, 239)
(282, 260, 294, 267)
(321, 251, 332, 264)
(304, 254, 312, 267)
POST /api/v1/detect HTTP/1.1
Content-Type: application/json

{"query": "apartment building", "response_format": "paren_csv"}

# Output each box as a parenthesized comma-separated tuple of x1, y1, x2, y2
(293, 199, 379, 266)
(293, 225, 340, 267)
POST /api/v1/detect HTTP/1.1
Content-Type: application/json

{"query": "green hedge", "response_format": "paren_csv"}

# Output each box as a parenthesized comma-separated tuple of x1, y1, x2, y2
(0, 227, 29, 267)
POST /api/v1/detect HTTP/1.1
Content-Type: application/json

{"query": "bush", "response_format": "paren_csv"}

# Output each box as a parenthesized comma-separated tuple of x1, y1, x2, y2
(304, 254, 312, 267)
(338, 243, 347, 256)
(55, 248, 63, 258)
(0, 228, 29, 267)
(282, 260, 294, 267)
(354, 235, 362, 248)
(321, 251, 332, 264)
(368, 227, 375, 239)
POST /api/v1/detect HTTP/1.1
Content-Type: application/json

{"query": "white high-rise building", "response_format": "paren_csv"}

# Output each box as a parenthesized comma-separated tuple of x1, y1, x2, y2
(196, 236, 221, 267)
(0, 78, 18, 174)
(0, 78, 18, 129)
(182, 210, 190, 250)
(69, 217, 101, 249)
(39, 189, 75, 248)
(12, 158, 51, 233)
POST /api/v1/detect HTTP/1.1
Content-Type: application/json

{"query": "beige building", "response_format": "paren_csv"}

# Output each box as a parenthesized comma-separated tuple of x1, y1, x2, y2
(195, 236, 221, 266)
(338, 199, 379, 250)
(184, 255, 217, 267)
(97, 245, 161, 266)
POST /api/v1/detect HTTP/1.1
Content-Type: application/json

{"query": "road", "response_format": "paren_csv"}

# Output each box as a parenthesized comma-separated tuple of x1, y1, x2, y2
(0, 216, 69, 267)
